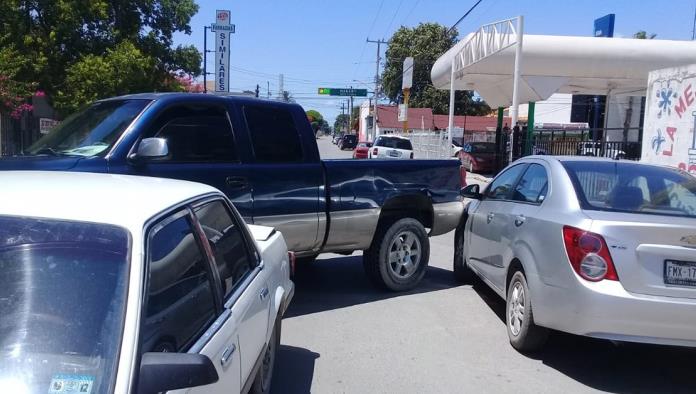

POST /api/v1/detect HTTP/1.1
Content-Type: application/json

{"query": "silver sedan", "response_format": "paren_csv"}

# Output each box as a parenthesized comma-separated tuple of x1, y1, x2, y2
(454, 156, 696, 351)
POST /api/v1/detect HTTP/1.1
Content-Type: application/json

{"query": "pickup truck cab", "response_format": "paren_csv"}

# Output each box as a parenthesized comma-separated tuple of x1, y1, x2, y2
(0, 93, 463, 291)
(0, 171, 293, 394)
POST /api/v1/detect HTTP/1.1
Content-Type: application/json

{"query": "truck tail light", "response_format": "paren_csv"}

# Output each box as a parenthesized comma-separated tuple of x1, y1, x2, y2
(410, 152, 414, 159)
(562, 226, 618, 282)
(373, 147, 378, 156)
(288, 251, 296, 276)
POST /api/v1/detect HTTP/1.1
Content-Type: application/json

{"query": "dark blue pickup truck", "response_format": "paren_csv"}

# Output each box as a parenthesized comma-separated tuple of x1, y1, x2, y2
(0, 93, 463, 290)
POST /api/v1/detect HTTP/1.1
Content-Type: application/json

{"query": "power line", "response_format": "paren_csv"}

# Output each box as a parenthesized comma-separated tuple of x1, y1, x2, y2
(383, 0, 405, 38)
(447, 0, 484, 36)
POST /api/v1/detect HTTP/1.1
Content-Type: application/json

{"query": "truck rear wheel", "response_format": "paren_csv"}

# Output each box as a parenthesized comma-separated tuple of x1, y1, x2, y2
(364, 218, 429, 292)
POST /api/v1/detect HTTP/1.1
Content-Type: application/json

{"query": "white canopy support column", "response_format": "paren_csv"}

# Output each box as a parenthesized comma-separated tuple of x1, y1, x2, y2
(509, 15, 524, 162)
(448, 57, 456, 155)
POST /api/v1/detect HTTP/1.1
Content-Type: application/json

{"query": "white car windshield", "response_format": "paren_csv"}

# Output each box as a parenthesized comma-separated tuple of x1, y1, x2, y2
(0, 216, 130, 394)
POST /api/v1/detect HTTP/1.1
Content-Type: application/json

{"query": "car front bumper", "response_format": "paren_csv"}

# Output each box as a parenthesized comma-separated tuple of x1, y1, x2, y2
(536, 277, 696, 347)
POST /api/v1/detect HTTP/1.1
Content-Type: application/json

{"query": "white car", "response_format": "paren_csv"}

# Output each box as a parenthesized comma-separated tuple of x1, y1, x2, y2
(368, 135, 414, 159)
(0, 171, 294, 394)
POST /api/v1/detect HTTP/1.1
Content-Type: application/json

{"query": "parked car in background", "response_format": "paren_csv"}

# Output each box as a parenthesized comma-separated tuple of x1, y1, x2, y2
(0, 93, 463, 292)
(369, 135, 414, 159)
(353, 141, 373, 159)
(452, 140, 464, 157)
(455, 156, 696, 352)
(333, 133, 344, 144)
(577, 141, 625, 159)
(457, 142, 497, 173)
(0, 171, 294, 394)
(338, 134, 358, 150)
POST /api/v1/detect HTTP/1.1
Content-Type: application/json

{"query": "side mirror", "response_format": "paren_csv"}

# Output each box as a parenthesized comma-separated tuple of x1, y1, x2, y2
(128, 138, 169, 163)
(138, 352, 218, 394)
(460, 184, 482, 200)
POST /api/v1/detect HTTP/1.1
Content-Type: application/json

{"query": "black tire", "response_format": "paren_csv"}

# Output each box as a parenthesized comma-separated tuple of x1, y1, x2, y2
(453, 219, 475, 283)
(250, 316, 281, 394)
(506, 271, 548, 352)
(363, 217, 429, 292)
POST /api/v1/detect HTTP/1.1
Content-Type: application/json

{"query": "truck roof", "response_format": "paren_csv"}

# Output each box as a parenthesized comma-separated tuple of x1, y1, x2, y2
(99, 92, 301, 109)
(0, 171, 219, 230)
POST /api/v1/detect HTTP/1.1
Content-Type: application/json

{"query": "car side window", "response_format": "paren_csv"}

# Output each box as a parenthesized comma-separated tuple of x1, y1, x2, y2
(244, 105, 304, 162)
(194, 200, 259, 299)
(485, 164, 527, 200)
(512, 164, 549, 204)
(148, 104, 238, 162)
(144, 212, 216, 353)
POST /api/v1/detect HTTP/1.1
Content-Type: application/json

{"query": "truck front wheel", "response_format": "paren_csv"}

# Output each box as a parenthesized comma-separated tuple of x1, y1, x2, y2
(364, 218, 429, 291)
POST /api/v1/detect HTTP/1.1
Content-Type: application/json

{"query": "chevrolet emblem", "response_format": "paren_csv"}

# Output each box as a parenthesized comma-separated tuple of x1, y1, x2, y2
(680, 235, 696, 245)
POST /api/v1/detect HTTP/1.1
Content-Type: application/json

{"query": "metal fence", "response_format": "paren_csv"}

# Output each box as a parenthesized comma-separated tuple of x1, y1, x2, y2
(403, 131, 452, 159)
(527, 127, 643, 160)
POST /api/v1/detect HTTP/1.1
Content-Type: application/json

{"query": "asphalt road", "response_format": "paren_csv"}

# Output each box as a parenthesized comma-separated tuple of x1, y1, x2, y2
(271, 136, 696, 394)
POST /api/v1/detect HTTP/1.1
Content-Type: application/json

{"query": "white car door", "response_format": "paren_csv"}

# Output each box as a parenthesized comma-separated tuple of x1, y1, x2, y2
(192, 199, 271, 390)
(142, 210, 241, 394)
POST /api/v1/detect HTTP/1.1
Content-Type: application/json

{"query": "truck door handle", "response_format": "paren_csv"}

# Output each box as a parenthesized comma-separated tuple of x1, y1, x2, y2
(514, 215, 526, 227)
(486, 213, 495, 223)
(225, 176, 248, 189)
(220, 343, 236, 367)
(260, 287, 269, 300)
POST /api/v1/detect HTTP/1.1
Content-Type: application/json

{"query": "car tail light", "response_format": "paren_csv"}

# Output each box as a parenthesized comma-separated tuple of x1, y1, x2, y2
(373, 147, 378, 156)
(410, 152, 414, 159)
(288, 251, 296, 276)
(562, 226, 618, 282)
(460, 165, 467, 187)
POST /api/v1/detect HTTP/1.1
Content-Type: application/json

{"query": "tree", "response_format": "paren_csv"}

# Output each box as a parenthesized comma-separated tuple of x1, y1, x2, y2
(306, 109, 324, 135)
(381, 23, 490, 116)
(334, 114, 350, 131)
(0, 0, 202, 114)
(0, 44, 37, 118)
(633, 31, 657, 39)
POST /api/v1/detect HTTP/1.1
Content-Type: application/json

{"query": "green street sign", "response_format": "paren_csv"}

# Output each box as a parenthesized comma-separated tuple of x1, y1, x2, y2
(317, 87, 367, 97)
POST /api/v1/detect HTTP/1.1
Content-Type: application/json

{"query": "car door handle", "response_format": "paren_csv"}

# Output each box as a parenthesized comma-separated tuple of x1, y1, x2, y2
(220, 343, 236, 367)
(514, 215, 526, 227)
(260, 287, 269, 300)
(486, 213, 495, 223)
(225, 176, 248, 189)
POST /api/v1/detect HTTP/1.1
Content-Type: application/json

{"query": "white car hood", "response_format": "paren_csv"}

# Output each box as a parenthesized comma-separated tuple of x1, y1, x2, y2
(247, 224, 276, 242)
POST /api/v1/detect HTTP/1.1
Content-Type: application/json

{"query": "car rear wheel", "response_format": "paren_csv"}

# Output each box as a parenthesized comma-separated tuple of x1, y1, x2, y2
(364, 218, 429, 292)
(506, 271, 548, 352)
(250, 316, 281, 394)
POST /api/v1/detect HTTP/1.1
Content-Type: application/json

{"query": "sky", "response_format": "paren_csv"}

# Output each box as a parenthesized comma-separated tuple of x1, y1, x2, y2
(174, 0, 696, 124)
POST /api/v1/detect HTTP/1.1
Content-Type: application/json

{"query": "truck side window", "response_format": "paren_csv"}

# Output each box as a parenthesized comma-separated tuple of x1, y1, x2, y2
(144, 212, 216, 352)
(194, 200, 259, 299)
(243, 105, 304, 162)
(150, 105, 238, 162)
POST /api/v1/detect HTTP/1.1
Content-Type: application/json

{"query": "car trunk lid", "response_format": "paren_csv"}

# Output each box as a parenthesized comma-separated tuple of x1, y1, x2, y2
(585, 210, 696, 299)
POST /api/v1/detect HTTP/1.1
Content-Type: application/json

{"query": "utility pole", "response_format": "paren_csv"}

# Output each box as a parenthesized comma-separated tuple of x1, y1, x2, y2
(255, 84, 260, 98)
(349, 86, 354, 135)
(203, 26, 215, 93)
(341, 101, 346, 132)
(692, 2, 696, 40)
(367, 38, 388, 140)
(278, 74, 284, 101)
(267, 81, 270, 99)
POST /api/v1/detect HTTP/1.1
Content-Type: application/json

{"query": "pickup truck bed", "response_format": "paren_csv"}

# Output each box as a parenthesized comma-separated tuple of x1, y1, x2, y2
(0, 93, 464, 291)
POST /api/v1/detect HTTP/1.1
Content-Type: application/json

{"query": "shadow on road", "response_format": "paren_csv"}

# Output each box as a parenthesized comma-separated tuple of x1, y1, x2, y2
(472, 280, 696, 393)
(270, 345, 319, 394)
(285, 254, 458, 318)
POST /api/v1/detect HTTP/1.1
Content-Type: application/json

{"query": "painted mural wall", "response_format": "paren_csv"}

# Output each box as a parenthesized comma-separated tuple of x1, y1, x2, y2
(642, 64, 696, 174)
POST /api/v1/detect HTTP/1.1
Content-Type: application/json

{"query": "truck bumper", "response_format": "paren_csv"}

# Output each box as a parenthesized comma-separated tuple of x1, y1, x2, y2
(430, 201, 464, 236)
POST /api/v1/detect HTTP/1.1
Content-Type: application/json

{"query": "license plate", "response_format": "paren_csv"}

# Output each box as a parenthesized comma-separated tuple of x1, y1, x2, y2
(389, 150, 400, 157)
(664, 260, 696, 287)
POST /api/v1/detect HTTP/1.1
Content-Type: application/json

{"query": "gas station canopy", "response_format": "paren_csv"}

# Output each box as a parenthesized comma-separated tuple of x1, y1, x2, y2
(431, 31, 696, 108)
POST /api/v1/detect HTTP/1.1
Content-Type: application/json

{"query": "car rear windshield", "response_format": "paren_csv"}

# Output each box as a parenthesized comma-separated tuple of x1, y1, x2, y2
(357, 142, 373, 148)
(562, 161, 696, 218)
(344, 135, 357, 142)
(375, 137, 412, 150)
(465, 143, 495, 153)
(0, 216, 130, 394)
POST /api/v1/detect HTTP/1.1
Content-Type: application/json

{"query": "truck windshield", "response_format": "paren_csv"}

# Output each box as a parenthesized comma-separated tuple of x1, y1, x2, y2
(375, 137, 412, 150)
(0, 216, 130, 394)
(25, 99, 151, 157)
